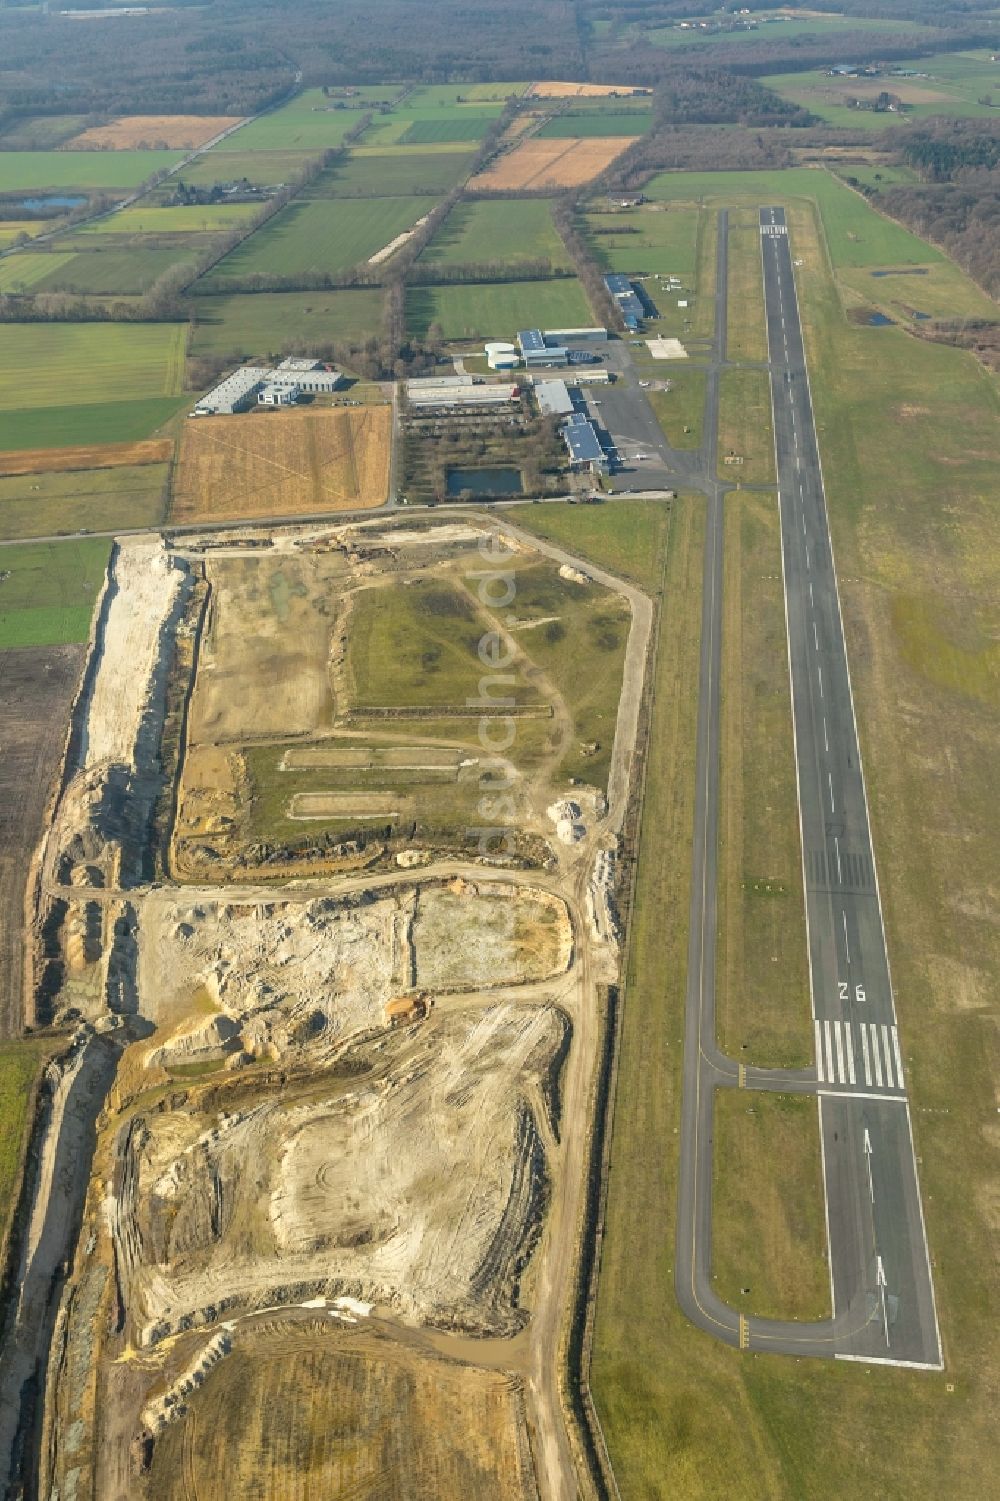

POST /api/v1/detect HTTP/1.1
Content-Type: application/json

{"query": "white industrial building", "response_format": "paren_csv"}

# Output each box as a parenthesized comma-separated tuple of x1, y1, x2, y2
(535, 379, 575, 417)
(485, 341, 518, 370)
(406, 379, 520, 410)
(544, 326, 608, 343)
(258, 382, 299, 407)
(193, 358, 342, 416)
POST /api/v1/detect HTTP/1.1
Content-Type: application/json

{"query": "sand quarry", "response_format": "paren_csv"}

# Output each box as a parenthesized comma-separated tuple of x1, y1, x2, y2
(13, 517, 651, 1501)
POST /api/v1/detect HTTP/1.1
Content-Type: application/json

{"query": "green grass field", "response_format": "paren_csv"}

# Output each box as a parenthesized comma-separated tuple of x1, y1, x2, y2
(200, 196, 435, 284)
(649, 12, 937, 48)
(0, 150, 182, 194)
(0, 324, 186, 411)
(0, 1038, 55, 1255)
(0, 538, 111, 646)
(309, 150, 475, 197)
(177, 150, 321, 188)
(647, 371, 705, 449)
(507, 498, 671, 594)
(534, 110, 651, 138)
(712, 1092, 829, 1320)
(220, 91, 370, 151)
(762, 50, 1000, 127)
(419, 198, 569, 270)
(402, 84, 517, 108)
(79, 203, 261, 235)
(347, 575, 539, 710)
(478, 558, 630, 789)
(399, 115, 496, 144)
(188, 288, 382, 360)
(0, 253, 76, 293)
(0, 397, 187, 454)
(0, 113, 88, 149)
(0, 464, 168, 542)
(583, 204, 699, 279)
(28, 248, 195, 296)
(407, 277, 593, 339)
(646, 167, 941, 269)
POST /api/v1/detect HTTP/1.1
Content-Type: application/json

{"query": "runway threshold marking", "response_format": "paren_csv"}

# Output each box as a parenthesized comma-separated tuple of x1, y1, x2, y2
(739, 1313, 750, 1350)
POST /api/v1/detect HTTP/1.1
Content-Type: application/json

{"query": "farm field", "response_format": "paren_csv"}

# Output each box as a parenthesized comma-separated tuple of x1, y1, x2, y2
(65, 115, 240, 150)
(0, 438, 170, 477)
(534, 109, 652, 137)
(526, 81, 647, 98)
(419, 198, 570, 270)
(146, 1328, 535, 1501)
(199, 196, 435, 284)
(470, 136, 636, 190)
(358, 113, 498, 149)
(0, 324, 186, 410)
(189, 289, 384, 360)
(0, 464, 168, 542)
(25, 248, 196, 296)
(0, 645, 87, 1042)
(170, 405, 391, 522)
(583, 204, 699, 278)
(309, 150, 475, 197)
(78, 202, 260, 235)
(0, 1039, 54, 1248)
(0, 150, 182, 194)
(406, 276, 593, 339)
(0, 114, 88, 149)
(219, 91, 370, 151)
(0, 538, 111, 647)
(0, 223, 44, 249)
(178, 149, 320, 187)
(645, 167, 941, 269)
(0, 253, 75, 293)
(0, 397, 187, 454)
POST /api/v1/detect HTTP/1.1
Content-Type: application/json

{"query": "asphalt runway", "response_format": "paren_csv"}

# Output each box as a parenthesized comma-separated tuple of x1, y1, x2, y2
(673, 207, 942, 1367)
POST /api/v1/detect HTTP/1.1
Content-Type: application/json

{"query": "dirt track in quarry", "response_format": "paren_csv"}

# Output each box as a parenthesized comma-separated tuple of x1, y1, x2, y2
(7, 516, 653, 1501)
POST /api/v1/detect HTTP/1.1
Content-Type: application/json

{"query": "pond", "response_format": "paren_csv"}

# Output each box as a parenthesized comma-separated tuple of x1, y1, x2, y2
(868, 312, 895, 327)
(446, 466, 522, 499)
(17, 195, 87, 211)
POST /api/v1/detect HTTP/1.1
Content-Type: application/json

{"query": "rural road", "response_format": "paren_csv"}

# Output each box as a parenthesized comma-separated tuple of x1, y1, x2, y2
(672, 206, 942, 1366)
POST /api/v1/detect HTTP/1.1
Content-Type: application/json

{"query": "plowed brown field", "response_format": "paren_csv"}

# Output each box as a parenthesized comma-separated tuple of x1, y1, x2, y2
(170, 405, 391, 523)
(526, 81, 645, 98)
(0, 439, 172, 477)
(65, 115, 240, 150)
(470, 136, 637, 191)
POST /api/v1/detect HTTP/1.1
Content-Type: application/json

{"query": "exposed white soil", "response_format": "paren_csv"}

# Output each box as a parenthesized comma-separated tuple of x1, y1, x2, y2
(83, 540, 187, 771)
(115, 1003, 567, 1345)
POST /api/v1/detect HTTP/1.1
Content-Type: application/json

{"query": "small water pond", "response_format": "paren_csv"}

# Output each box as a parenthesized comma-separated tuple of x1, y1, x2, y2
(446, 466, 522, 499)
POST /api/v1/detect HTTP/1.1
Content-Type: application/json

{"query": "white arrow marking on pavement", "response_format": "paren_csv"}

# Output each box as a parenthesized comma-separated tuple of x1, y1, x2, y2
(864, 1127, 875, 1203)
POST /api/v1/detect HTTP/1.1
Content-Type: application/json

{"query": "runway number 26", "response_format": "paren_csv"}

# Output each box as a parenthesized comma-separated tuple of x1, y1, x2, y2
(839, 981, 866, 1004)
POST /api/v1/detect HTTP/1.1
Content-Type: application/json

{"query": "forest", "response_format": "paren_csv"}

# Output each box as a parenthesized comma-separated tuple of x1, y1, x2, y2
(2, 0, 999, 118)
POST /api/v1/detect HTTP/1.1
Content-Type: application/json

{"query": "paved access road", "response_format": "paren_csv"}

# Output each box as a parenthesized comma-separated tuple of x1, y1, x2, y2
(674, 206, 942, 1369)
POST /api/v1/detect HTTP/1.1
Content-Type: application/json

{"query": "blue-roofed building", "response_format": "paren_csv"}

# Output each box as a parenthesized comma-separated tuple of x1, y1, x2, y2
(517, 328, 568, 366)
(603, 273, 645, 329)
(561, 412, 609, 473)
